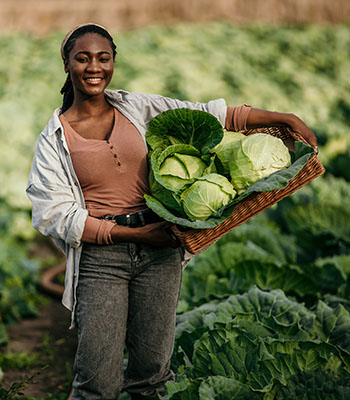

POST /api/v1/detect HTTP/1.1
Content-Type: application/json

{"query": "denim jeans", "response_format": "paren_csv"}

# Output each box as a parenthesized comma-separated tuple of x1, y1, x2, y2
(71, 242, 183, 400)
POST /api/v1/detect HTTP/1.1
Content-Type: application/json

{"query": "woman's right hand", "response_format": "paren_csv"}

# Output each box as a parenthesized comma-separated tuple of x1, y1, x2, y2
(110, 221, 180, 248)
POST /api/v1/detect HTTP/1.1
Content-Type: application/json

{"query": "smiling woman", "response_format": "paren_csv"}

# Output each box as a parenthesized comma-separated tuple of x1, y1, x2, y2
(60, 24, 116, 115)
(61, 32, 116, 140)
(26, 22, 318, 400)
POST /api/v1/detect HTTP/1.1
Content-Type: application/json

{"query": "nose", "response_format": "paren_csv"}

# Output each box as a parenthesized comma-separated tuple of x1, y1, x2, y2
(86, 57, 101, 72)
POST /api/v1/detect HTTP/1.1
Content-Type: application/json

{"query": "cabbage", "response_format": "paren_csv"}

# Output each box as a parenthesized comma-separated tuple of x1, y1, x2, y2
(145, 110, 314, 228)
(181, 174, 236, 221)
(229, 133, 291, 194)
(211, 131, 246, 175)
(159, 152, 207, 192)
(148, 169, 185, 217)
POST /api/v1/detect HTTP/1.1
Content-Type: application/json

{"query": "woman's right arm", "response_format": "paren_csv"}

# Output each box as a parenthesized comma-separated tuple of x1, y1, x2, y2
(26, 133, 88, 248)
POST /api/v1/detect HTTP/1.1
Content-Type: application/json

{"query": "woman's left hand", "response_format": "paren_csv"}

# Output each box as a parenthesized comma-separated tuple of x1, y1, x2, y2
(246, 108, 318, 152)
(284, 113, 318, 151)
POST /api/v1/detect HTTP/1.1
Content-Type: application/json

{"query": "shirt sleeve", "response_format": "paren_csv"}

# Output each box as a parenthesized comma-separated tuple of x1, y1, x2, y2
(225, 105, 252, 131)
(27, 127, 90, 249)
(113, 91, 228, 127)
(82, 216, 115, 245)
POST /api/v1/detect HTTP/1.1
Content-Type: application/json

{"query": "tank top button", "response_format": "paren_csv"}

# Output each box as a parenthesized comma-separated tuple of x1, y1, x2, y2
(114, 154, 117, 158)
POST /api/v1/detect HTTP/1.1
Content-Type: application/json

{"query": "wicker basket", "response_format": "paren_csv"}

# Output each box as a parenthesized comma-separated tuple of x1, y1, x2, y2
(171, 126, 325, 254)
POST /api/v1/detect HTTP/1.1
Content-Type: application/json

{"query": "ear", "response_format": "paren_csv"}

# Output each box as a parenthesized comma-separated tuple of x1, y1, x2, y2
(63, 59, 69, 73)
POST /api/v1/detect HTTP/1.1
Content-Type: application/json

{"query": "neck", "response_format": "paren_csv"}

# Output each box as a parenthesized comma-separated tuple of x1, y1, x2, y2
(70, 92, 112, 118)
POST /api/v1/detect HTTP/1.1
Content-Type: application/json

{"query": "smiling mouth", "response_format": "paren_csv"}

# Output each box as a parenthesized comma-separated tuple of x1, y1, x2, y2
(84, 77, 103, 84)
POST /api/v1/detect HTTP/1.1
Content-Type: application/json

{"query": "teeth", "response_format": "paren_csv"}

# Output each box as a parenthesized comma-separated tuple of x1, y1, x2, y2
(85, 78, 102, 82)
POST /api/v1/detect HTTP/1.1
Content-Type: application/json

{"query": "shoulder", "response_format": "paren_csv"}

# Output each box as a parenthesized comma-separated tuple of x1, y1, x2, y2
(105, 89, 165, 106)
(40, 108, 64, 139)
(32, 108, 66, 162)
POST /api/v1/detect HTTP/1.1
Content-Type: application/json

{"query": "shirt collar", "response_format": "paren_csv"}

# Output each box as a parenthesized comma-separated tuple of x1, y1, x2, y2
(46, 108, 64, 136)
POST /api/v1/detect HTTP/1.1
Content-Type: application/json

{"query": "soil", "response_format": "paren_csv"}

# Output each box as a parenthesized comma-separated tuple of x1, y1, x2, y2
(1, 240, 76, 399)
(2, 299, 77, 399)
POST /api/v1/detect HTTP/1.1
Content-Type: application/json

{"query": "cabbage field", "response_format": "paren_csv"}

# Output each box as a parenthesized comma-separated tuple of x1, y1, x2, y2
(0, 22, 350, 398)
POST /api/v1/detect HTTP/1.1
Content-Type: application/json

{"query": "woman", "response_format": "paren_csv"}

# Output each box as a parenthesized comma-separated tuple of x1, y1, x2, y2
(26, 23, 317, 400)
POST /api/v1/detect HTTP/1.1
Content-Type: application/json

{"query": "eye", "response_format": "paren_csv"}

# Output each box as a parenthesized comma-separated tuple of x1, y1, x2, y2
(100, 57, 111, 63)
(76, 57, 88, 63)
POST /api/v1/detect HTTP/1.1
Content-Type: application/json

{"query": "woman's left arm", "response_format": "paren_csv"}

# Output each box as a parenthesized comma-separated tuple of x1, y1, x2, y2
(245, 108, 318, 150)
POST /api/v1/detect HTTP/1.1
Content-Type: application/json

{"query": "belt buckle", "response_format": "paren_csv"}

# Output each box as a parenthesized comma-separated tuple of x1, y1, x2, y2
(125, 214, 131, 227)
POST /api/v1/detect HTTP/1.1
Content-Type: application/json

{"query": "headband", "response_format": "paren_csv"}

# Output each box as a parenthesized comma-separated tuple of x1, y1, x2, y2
(60, 23, 110, 60)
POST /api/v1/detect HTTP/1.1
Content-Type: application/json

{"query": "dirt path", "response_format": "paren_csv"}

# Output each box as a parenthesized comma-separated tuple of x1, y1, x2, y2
(1, 239, 76, 398)
(2, 298, 77, 398)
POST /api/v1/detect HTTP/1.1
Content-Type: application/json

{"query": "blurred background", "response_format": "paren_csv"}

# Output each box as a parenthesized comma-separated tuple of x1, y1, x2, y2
(0, 1, 349, 399)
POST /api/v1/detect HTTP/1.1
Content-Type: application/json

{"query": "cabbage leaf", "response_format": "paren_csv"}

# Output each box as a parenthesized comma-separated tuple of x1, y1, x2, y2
(146, 108, 224, 154)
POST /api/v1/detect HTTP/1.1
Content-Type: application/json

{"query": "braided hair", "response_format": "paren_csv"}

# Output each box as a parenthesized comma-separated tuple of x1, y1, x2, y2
(60, 25, 117, 113)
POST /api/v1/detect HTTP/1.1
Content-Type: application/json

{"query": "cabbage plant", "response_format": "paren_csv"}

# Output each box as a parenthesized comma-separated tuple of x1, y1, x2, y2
(229, 133, 291, 194)
(211, 131, 246, 176)
(159, 152, 207, 192)
(181, 174, 236, 221)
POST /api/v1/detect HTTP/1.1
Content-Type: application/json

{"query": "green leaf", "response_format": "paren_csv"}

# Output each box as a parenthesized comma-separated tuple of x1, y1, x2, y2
(146, 108, 224, 154)
(148, 169, 185, 216)
(144, 194, 229, 228)
(198, 376, 258, 400)
(211, 131, 246, 176)
(161, 376, 200, 400)
(316, 301, 350, 354)
(274, 370, 350, 400)
(151, 144, 203, 193)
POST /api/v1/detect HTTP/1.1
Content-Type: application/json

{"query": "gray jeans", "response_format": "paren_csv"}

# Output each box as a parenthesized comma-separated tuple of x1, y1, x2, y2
(71, 242, 183, 400)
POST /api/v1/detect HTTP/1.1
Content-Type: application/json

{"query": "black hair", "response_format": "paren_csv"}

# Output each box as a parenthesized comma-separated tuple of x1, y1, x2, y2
(60, 25, 117, 113)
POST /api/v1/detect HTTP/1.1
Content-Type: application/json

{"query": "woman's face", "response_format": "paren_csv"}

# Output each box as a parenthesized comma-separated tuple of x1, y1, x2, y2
(64, 33, 114, 99)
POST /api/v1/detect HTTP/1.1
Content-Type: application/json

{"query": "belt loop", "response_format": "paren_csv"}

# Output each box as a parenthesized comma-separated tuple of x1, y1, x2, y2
(138, 211, 146, 226)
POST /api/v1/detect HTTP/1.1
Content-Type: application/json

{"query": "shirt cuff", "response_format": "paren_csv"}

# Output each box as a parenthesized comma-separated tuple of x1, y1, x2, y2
(82, 215, 115, 245)
(225, 105, 252, 132)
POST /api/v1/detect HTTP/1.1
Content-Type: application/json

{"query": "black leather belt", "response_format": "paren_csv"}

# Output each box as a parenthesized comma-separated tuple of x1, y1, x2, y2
(99, 209, 163, 228)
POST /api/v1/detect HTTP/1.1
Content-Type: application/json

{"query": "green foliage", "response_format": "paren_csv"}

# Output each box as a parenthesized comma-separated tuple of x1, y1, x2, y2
(0, 199, 42, 346)
(0, 369, 43, 399)
(0, 351, 39, 371)
(266, 175, 350, 261)
(168, 286, 350, 399)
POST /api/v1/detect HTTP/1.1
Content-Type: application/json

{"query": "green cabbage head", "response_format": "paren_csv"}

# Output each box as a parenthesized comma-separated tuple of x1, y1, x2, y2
(211, 131, 246, 175)
(159, 152, 207, 192)
(229, 133, 291, 195)
(181, 173, 237, 221)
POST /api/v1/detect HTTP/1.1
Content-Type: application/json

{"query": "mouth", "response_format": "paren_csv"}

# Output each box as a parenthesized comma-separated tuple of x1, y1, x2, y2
(84, 77, 104, 84)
